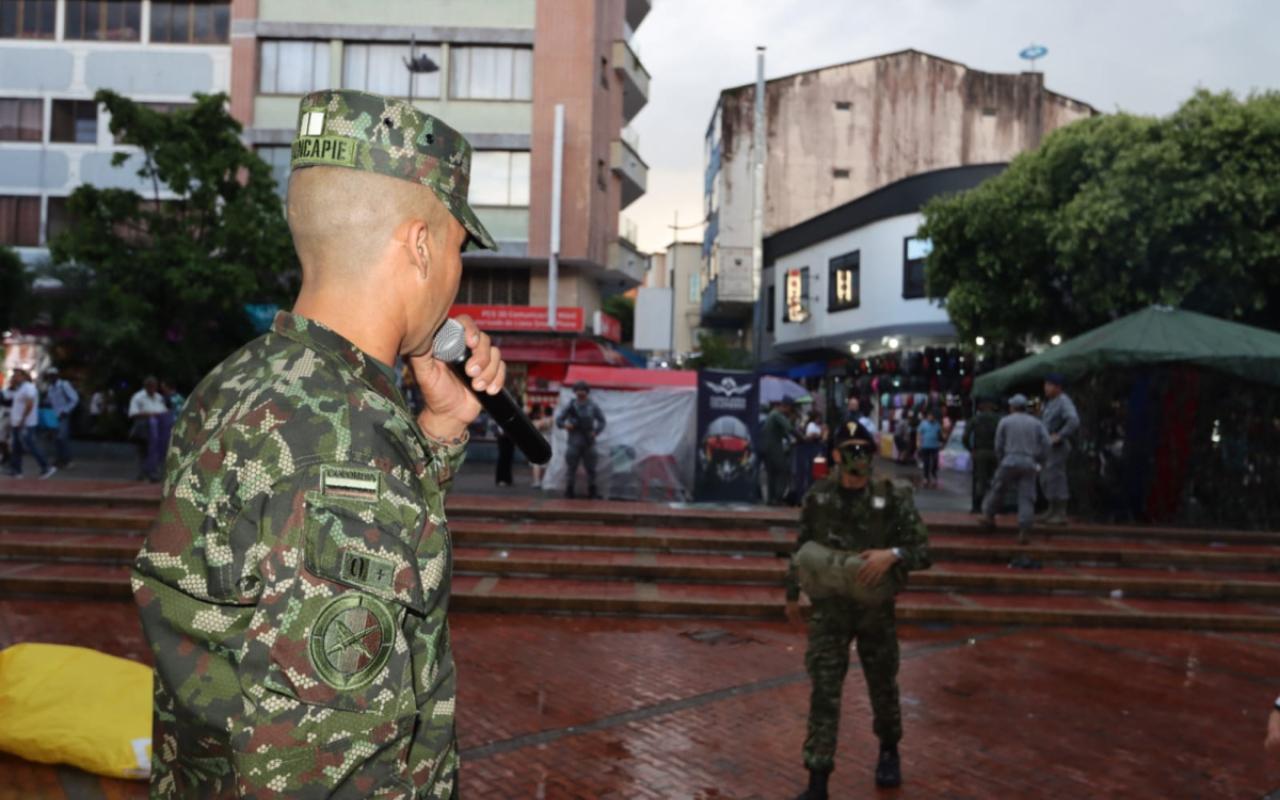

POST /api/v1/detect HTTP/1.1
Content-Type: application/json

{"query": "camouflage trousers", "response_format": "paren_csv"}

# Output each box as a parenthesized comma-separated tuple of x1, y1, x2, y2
(803, 598, 900, 772)
(1040, 442, 1071, 501)
(970, 450, 997, 512)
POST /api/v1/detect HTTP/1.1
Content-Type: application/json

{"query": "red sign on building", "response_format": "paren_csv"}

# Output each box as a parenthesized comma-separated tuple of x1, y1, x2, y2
(449, 305, 585, 332)
(593, 311, 622, 343)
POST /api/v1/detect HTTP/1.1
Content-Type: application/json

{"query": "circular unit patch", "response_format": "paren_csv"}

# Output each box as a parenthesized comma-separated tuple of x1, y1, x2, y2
(308, 593, 396, 690)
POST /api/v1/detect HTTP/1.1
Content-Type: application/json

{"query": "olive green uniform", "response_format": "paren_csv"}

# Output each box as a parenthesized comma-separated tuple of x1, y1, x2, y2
(963, 410, 1000, 513)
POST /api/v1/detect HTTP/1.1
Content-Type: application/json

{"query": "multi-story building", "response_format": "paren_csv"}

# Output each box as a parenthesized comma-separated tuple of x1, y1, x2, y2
(642, 239, 702, 355)
(701, 48, 1096, 343)
(0, 0, 233, 261)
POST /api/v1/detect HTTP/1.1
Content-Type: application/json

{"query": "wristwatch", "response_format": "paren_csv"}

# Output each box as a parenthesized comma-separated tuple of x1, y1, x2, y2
(1274, 694, 1280, 712)
(891, 547, 903, 562)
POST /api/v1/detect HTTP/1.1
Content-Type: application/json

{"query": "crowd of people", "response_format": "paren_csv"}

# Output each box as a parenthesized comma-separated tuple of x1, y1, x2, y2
(0, 367, 186, 482)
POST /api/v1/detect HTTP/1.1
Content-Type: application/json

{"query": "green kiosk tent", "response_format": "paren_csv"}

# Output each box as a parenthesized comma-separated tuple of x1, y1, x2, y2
(973, 306, 1280, 396)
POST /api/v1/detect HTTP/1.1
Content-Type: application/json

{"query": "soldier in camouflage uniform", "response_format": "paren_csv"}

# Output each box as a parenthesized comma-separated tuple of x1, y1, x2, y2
(131, 89, 507, 799)
(784, 421, 933, 800)
(963, 396, 1001, 513)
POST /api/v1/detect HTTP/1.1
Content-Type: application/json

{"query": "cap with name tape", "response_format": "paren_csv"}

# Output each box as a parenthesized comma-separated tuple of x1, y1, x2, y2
(290, 89, 497, 252)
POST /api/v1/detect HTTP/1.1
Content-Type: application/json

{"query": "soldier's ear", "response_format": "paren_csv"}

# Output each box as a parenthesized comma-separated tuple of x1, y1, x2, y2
(405, 219, 431, 280)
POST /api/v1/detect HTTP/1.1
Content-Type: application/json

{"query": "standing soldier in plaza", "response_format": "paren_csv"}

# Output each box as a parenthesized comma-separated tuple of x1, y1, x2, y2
(979, 394, 1051, 543)
(784, 420, 933, 799)
(963, 395, 1001, 513)
(762, 397, 796, 505)
(556, 379, 607, 498)
(131, 89, 506, 798)
(1040, 374, 1080, 525)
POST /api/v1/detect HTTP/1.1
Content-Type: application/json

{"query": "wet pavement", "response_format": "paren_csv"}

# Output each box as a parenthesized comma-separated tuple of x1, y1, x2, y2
(2, 599, 1278, 799)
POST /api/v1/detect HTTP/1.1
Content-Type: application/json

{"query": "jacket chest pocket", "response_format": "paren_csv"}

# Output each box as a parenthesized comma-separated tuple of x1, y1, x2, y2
(265, 499, 426, 716)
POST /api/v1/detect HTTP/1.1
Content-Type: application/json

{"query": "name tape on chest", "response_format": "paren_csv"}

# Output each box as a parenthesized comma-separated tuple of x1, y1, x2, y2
(320, 466, 382, 503)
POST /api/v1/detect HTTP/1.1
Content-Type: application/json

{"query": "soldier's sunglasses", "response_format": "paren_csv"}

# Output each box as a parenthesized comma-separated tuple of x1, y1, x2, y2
(840, 442, 877, 458)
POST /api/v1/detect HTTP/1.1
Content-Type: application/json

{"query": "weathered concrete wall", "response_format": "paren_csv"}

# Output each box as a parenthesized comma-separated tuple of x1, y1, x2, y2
(716, 50, 1095, 243)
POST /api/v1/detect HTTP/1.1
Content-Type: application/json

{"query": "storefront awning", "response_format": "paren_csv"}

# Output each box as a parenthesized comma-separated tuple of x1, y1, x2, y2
(493, 337, 631, 367)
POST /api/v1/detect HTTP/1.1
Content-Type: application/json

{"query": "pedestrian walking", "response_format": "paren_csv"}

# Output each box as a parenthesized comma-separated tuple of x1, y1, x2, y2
(1040, 374, 1080, 526)
(916, 410, 942, 488)
(530, 404, 553, 488)
(792, 410, 826, 501)
(160, 379, 184, 416)
(963, 396, 1001, 513)
(556, 380, 607, 499)
(43, 367, 78, 469)
(762, 397, 796, 505)
(6, 368, 55, 479)
(131, 88, 504, 798)
(128, 377, 169, 482)
(979, 394, 1051, 544)
(785, 420, 933, 798)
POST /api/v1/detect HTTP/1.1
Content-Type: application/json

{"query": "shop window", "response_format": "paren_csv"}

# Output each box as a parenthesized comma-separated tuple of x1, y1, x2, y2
(450, 46, 533, 101)
(260, 40, 330, 95)
(65, 0, 141, 41)
(903, 236, 931, 299)
(0, 195, 40, 247)
(467, 151, 530, 207)
(151, 1, 230, 44)
(0, 0, 55, 39)
(51, 99, 97, 144)
(0, 97, 42, 141)
(344, 42, 441, 99)
(828, 250, 859, 311)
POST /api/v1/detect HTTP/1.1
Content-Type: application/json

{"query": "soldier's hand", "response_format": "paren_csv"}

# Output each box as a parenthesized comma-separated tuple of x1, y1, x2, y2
(856, 549, 899, 588)
(411, 315, 506, 440)
(785, 599, 804, 628)
(1267, 710, 1280, 754)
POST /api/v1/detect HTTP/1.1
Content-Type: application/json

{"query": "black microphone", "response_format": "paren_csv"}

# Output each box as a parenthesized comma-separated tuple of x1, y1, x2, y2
(432, 318, 552, 465)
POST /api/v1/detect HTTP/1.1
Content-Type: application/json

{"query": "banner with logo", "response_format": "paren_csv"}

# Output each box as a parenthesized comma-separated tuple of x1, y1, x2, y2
(694, 369, 761, 503)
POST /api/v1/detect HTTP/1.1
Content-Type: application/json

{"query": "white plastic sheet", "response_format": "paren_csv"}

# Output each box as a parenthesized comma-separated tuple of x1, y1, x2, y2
(941, 420, 971, 472)
(542, 387, 697, 500)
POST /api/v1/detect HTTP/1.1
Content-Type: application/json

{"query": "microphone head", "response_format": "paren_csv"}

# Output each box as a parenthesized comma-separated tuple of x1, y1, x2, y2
(433, 318, 468, 362)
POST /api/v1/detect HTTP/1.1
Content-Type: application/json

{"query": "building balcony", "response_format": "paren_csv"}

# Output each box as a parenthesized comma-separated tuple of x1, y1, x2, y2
(608, 237, 646, 286)
(612, 39, 651, 122)
(611, 138, 648, 209)
(700, 251, 756, 325)
(626, 0, 651, 30)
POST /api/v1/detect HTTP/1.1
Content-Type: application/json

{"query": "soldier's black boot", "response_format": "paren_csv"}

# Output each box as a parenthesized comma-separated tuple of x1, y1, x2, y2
(875, 743, 902, 788)
(564, 484, 575, 499)
(587, 484, 600, 500)
(789, 768, 829, 800)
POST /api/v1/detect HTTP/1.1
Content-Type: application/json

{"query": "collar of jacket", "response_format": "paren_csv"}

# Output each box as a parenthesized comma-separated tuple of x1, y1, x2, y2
(271, 311, 405, 409)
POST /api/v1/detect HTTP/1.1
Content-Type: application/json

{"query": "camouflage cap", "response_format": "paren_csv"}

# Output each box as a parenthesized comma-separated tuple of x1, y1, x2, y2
(290, 89, 497, 251)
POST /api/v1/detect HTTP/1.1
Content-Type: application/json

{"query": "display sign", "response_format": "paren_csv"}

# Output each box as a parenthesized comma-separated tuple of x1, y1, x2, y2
(449, 305, 585, 332)
(593, 311, 622, 343)
(694, 370, 760, 503)
(784, 267, 810, 323)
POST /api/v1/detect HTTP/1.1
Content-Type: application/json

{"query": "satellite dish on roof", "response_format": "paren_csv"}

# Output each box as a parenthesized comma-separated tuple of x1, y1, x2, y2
(1019, 44, 1048, 71)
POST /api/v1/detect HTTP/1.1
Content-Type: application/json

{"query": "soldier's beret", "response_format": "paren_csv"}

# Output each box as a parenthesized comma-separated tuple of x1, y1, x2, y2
(833, 420, 876, 447)
(290, 89, 496, 252)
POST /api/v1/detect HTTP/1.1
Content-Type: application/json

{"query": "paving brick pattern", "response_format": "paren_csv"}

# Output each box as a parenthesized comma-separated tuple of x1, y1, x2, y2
(2, 599, 1279, 799)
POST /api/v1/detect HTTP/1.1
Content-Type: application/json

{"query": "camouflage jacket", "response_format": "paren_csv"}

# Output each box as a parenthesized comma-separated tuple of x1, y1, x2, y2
(132, 312, 464, 800)
(785, 475, 932, 602)
(963, 411, 1000, 454)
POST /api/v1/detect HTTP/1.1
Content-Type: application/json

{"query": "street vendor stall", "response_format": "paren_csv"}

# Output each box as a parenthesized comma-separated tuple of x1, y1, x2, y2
(542, 366, 698, 501)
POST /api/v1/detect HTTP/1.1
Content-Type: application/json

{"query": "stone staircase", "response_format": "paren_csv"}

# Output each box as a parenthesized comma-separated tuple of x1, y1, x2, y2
(1, 482, 1279, 630)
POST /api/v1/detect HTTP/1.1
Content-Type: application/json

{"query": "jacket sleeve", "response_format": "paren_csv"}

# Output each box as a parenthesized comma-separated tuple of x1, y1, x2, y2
(1058, 396, 1081, 438)
(891, 487, 932, 571)
(554, 403, 572, 429)
(784, 492, 820, 602)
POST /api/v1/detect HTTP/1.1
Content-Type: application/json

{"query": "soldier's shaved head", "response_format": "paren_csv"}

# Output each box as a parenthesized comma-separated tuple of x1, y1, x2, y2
(286, 166, 457, 281)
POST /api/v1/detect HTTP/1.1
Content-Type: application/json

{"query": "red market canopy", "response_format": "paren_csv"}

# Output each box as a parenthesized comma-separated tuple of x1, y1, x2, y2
(563, 365, 697, 391)
(493, 337, 631, 367)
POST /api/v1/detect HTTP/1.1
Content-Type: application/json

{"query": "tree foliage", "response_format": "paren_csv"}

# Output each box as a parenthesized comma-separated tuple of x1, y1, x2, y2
(686, 331, 753, 371)
(48, 90, 299, 390)
(920, 90, 1280, 344)
(601, 294, 635, 344)
(0, 244, 28, 332)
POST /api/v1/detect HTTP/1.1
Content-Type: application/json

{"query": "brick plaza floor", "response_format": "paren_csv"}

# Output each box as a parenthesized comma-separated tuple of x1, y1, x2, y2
(2, 600, 1279, 799)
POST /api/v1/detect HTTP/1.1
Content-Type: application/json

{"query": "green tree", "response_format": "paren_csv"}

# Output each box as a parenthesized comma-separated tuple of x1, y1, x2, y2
(601, 294, 634, 344)
(686, 331, 753, 371)
(920, 90, 1280, 344)
(0, 244, 29, 332)
(48, 90, 299, 391)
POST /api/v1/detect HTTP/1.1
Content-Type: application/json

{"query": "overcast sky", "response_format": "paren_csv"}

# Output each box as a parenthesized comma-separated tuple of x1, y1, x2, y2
(625, 0, 1280, 253)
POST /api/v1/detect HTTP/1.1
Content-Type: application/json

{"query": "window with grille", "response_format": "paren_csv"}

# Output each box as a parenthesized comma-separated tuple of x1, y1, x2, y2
(449, 47, 533, 101)
(344, 43, 441, 99)
(65, 0, 142, 41)
(468, 151, 530, 206)
(51, 100, 97, 144)
(0, 195, 40, 247)
(828, 250, 860, 312)
(260, 41, 331, 95)
(456, 268, 530, 306)
(0, 98, 42, 141)
(0, 0, 55, 39)
(151, 1, 230, 44)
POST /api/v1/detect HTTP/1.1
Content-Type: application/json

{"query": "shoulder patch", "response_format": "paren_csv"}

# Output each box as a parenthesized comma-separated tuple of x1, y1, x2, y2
(320, 466, 382, 503)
